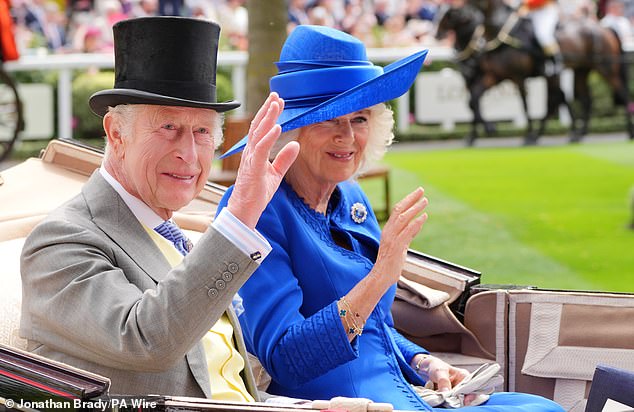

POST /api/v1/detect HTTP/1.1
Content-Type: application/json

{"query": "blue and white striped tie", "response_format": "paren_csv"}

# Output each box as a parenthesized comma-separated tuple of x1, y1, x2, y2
(154, 220, 190, 256)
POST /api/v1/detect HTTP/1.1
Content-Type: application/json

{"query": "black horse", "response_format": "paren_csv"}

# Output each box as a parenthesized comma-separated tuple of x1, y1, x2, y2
(435, 3, 634, 145)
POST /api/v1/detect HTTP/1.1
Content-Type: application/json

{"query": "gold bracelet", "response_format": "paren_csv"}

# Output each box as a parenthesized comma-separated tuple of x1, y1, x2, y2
(338, 305, 358, 336)
(338, 296, 365, 336)
(414, 354, 431, 374)
(341, 296, 365, 334)
(339, 299, 362, 336)
(340, 297, 365, 328)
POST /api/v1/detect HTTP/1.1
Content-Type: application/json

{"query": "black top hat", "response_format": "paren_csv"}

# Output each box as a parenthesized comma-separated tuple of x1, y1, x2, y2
(89, 17, 240, 117)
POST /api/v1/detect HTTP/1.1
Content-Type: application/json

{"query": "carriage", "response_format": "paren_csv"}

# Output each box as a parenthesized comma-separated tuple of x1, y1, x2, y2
(1, 139, 633, 411)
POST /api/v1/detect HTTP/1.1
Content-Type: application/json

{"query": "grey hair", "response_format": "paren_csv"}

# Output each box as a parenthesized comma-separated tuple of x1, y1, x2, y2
(103, 104, 224, 160)
(269, 103, 395, 179)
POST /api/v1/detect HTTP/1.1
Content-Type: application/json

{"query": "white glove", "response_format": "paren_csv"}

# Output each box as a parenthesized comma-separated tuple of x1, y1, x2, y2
(414, 362, 504, 408)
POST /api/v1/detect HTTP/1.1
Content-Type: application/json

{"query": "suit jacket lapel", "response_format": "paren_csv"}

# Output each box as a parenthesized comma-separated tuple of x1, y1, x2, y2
(226, 307, 260, 401)
(82, 171, 172, 283)
(186, 342, 213, 398)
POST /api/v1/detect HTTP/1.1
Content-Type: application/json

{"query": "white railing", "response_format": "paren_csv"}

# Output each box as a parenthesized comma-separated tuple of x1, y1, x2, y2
(2, 47, 453, 140)
(5, 43, 632, 141)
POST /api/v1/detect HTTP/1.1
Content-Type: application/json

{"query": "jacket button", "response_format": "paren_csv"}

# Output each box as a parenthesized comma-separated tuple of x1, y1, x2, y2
(222, 271, 233, 282)
(215, 279, 226, 290)
(227, 262, 239, 273)
(208, 288, 218, 298)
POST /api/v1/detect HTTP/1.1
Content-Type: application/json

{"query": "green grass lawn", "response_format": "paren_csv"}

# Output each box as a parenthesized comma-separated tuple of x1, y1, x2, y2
(360, 141, 634, 293)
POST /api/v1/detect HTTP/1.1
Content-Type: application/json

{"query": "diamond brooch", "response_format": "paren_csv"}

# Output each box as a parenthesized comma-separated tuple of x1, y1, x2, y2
(350, 202, 368, 224)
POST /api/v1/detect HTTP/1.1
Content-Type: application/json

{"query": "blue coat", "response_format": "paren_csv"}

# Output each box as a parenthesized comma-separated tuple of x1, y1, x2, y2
(218, 180, 565, 412)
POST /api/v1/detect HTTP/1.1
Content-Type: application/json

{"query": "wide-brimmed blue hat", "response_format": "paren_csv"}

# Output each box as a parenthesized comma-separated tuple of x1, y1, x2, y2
(221, 25, 428, 158)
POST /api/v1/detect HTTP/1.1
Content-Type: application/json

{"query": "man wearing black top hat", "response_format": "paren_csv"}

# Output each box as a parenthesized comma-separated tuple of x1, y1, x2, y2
(19, 17, 299, 399)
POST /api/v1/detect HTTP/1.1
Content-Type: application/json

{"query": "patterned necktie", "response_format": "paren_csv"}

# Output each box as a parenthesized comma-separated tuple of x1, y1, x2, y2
(154, 220, 191, 256)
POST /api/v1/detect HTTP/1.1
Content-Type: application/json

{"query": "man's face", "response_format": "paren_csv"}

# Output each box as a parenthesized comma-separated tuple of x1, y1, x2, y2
(113, 105, 217, 219)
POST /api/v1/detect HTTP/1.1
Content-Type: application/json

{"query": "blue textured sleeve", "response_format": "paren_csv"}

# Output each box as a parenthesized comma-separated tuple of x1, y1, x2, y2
(276, 301, 359, 386)
(218, 189, 358, 388)
(389, 326, 428, 364)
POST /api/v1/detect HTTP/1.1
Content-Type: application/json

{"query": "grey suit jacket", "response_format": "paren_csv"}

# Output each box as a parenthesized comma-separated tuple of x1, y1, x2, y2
(20, 171, 260, 399)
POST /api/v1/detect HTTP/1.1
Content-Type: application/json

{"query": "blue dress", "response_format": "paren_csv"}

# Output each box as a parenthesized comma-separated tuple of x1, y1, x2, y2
(217, 180, 564, 412)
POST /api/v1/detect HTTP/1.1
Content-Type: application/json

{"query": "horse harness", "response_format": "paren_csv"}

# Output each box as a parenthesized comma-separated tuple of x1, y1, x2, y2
(483, 11, 523, 51)
(455, 24, 486, 62)
(454, 11, 523, 62)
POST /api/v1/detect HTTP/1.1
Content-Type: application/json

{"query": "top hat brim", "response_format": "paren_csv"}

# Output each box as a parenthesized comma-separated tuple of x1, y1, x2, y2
(89, 89, 240, 117)
(220, 49, 428, 159)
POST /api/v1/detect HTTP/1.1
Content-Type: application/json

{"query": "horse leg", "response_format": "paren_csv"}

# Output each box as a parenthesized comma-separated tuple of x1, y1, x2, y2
(622, 93, 634, 141)
(467, 83, 488, 146)
(608, 60, 634, 140)
(572, 69, 591, 142)
(542, 75, 579, 143)
(517, 83, 537, 145)
(560, 94, 579, 143)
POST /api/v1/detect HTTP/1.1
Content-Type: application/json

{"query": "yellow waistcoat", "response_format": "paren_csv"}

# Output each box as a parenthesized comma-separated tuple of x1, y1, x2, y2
(144, 226, 255, 402)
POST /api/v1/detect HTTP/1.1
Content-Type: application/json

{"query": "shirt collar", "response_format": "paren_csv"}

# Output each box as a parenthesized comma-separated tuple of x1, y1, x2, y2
(99, 167, 166, 229)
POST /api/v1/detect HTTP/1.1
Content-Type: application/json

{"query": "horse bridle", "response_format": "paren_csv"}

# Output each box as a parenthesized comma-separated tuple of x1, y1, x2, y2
(454, 24, 486, 62)
(454, 10, 525, 63)
(484, 11, 523, 52)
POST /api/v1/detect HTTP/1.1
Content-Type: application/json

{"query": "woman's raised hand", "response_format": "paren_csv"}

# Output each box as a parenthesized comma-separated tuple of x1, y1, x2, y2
(339, 187, 428, 339)
(373, 187, 428, 286)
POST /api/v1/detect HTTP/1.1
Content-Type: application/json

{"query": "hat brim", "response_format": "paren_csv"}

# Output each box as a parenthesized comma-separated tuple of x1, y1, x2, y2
(89, 89, 240, 117)
(220, 49, 428, 159)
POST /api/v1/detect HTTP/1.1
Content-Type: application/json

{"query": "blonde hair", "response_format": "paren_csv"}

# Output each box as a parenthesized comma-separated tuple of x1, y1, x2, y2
(270, 103, 395, 178)
(103, 104, 224, 160)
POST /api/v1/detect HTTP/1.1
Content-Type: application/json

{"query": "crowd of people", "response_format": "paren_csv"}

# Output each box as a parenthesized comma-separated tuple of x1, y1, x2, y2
(9, 0, 450, 55)
(9, 0, 634, 56)
(11, 0, 251, 53)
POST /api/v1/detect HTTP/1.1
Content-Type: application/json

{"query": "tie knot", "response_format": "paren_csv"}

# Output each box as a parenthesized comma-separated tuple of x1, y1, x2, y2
(155, 220, 190, 255)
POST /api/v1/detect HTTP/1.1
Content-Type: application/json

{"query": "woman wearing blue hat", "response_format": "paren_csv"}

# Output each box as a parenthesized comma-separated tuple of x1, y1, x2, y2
(218, 25, 564, 411)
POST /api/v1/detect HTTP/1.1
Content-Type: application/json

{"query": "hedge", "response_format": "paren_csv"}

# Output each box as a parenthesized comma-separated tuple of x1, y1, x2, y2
(71, 69, 235, 139)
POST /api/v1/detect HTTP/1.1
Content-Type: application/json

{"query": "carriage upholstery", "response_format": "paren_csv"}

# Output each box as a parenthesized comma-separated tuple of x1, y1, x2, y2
(465, 290, 634, 412)
(0, 142, 102, 351)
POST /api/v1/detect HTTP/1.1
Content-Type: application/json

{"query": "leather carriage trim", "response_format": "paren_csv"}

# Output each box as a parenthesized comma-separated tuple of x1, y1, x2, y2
(520, 301, 634, 380)
(522, 302, 588, 411)
(508, 290, 634, 307)
(401, 264, 464, 305)
(494, 290, 507, 391)
(508, 294, 518, 392)
(554, 379, 587, 412)
(398, 276, 450, 309)
(508, 291, 634, 411)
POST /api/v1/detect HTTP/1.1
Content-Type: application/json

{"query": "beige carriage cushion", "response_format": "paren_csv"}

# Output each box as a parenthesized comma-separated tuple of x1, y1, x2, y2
(0, 237, 28, 350)
(0, 158, 88, 230)
(507, 291, 634, 412)
(398, 277, 450, 309)
(0, 215, 47, 242)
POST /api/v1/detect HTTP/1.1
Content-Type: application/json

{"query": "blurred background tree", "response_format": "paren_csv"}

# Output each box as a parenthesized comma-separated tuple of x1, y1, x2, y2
(245, 0, 287, 116)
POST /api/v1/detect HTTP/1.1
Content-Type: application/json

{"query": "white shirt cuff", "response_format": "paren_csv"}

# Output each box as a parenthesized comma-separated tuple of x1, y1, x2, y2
(212, 208, 272, 263)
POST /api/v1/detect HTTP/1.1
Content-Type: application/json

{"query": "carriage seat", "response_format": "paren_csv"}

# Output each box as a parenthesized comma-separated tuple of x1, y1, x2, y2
(0, 237, 28, 350)
(0, 141, 105, 350)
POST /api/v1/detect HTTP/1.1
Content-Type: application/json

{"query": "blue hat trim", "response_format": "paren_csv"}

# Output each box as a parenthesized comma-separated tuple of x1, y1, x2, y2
(276, 59, 373, 73)
(220, 48, 428, 159)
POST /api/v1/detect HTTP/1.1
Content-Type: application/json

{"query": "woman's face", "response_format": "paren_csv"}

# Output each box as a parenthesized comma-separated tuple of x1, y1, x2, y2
(292, 109, 370, 186)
